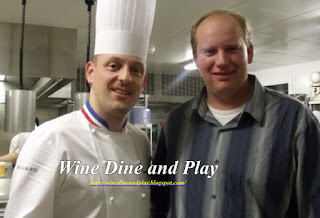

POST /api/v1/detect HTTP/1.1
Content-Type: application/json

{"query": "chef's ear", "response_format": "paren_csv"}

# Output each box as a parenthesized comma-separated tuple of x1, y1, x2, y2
(143, 73, 147, 88)
(85, 60, 95, 86)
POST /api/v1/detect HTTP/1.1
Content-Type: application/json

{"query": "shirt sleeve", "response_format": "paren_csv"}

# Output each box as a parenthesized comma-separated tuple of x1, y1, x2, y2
(9, 134, 20, 153)
(5, 128, 62, 218)
(151, 128, 170, 218)
(294, 116, 320, 217)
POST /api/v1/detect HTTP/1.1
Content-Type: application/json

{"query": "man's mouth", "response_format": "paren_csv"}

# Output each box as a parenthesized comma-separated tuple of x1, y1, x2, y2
(213, 71, 233, 76)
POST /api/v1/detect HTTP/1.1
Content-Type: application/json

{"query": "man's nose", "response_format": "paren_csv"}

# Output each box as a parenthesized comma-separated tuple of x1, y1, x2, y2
(216, 51, 228, 67)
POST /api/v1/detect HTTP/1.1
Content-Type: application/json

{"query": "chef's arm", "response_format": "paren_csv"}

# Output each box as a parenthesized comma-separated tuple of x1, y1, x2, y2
(0, 152, 18, 162)
(4, 130, 59, 218)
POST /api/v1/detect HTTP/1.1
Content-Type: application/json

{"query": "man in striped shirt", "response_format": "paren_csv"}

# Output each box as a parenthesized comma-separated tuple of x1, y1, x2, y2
(151, 10, 320, 218)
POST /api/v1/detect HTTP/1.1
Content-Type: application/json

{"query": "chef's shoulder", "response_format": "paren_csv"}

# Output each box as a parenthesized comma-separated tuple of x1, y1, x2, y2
(126, 123, 149, 137)
(126, 123, 150, 145)
(37, 111, 81, 130)
(29, 111, 82, 142)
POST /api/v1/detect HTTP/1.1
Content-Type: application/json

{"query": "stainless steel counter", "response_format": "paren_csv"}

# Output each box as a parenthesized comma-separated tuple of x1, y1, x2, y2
(0, 163, 13, 217)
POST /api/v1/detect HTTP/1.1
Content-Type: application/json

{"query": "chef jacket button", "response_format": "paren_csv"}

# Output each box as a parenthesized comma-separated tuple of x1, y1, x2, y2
(110, 197, 114, 203)
(103, 160, 106, 164)
(141, 193, 146, 199)
(137, 160, 140, 164)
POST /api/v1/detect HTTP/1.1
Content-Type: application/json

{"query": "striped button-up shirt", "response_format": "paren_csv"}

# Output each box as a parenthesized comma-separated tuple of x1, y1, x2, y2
(151, 75, 320, 218)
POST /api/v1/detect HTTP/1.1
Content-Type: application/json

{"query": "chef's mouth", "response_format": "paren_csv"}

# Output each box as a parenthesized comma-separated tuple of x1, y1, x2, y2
(112, 89, 131, 96)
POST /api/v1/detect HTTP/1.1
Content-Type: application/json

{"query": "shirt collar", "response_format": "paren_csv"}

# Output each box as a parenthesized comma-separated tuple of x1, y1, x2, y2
(185, 74, 265, 126)
(243, 75, 265, 125)
(81, 101, 127, 132)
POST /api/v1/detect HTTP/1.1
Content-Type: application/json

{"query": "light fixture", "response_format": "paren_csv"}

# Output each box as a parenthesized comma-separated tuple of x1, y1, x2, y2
(4, 0, 36, 132)
(74, 0, 95, 111)
(183, 61, 198, 71)
(0, 75, 5, 81)
(185, 50, 193, 60)
(310, 71, 320, 101)
(148, 44, 156, 54)
(311, 71, 320, 85)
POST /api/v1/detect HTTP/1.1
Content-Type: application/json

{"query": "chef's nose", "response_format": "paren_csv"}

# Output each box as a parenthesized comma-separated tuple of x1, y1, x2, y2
(118, 66, 132, 83)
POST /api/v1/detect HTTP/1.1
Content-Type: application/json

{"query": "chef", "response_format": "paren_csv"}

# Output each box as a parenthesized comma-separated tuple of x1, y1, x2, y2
(0, 132, 30, 164)
(5, 0, 156, 217)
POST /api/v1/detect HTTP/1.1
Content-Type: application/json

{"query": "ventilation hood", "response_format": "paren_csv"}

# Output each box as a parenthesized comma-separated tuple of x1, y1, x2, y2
(0, 21, 77, 107)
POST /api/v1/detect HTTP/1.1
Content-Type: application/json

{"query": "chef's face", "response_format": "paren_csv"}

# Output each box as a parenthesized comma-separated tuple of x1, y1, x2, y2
(86, 54, 147, 118)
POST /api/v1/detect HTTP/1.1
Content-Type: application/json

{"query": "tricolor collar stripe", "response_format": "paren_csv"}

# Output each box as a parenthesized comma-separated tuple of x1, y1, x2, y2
(81, 104, 104, 128)
(121, 119, 127, 131)
(84, 101, 109, 128)
(82, 101, 127, 132)
(81, 108, 99, 127)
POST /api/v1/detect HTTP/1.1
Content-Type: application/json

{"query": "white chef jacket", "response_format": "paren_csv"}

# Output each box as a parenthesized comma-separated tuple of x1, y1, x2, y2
(9, 132, 31, 154)
(5, 103, 151, 218)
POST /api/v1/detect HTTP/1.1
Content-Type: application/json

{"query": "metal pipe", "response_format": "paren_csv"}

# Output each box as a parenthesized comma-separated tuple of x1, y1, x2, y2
(19, 0, 27, 89)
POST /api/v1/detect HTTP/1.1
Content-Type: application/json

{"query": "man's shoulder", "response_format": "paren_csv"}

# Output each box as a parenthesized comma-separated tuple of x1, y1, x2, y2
(168, 98, 196, 118)
(263, 88, 316, 126)
(264, 88, 306, 109)
(161, 97, 197, 129)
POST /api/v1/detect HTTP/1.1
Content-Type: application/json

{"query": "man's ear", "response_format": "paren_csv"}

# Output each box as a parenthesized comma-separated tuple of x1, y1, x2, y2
(193, 51, 199, 68)
(247, 44, 254, 64)
(85, 61, 95, 85)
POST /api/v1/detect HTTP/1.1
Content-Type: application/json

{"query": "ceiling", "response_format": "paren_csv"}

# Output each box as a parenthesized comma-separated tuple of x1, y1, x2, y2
(1, 0, 320, 73)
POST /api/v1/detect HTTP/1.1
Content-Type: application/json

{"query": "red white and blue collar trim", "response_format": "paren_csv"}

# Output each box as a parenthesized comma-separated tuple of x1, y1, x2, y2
(81, 101, 127, 132)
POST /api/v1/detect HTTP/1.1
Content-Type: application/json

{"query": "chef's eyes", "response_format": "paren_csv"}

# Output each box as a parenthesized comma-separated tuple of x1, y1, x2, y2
(107, 63, 120, 71)
(131, 66, 144, 77)
(106, 62, 144, 77)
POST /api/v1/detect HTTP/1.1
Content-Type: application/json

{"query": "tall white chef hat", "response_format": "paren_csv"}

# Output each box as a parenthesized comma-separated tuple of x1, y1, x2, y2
(94, 0, 156, 61)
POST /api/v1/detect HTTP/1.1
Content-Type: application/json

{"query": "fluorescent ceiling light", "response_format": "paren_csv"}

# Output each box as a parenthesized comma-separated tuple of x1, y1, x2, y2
(0, 75, 5, 81)
(183, 62, 197, 71)
(185, 50, 193, 60)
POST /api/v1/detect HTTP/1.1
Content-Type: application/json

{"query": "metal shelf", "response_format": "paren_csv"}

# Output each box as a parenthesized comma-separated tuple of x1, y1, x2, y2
(132, 95, 152, 155)
(309, 101, 320, 105)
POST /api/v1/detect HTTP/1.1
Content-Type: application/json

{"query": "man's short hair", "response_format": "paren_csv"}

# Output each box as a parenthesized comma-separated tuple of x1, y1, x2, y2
(190, 10, 252, 53)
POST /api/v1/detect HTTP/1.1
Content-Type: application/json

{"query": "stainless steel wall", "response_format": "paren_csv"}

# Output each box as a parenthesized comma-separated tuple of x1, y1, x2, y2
(0, 21, 77, 79)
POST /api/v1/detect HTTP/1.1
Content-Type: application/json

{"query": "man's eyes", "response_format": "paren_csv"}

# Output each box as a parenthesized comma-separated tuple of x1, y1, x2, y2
(202, 46, 240, 55)
(203, 48, 217, 55)
(227, 46, 240, 52)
